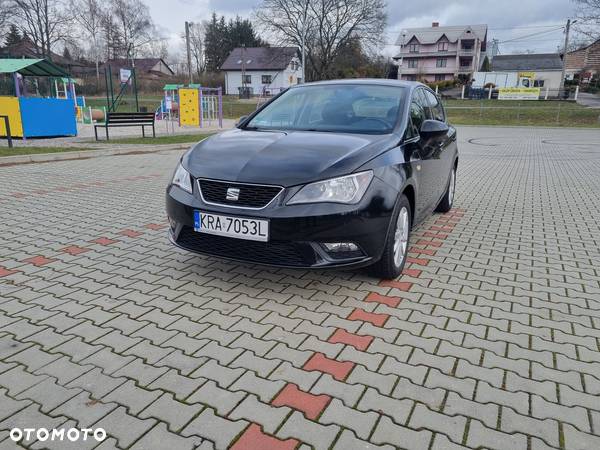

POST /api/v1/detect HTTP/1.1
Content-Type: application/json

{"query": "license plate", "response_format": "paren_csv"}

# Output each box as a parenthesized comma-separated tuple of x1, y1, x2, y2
(194, 211, 269, 242)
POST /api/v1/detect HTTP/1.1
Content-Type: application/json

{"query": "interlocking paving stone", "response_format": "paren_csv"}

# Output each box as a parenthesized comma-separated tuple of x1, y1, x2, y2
(1, 126, 600, 449)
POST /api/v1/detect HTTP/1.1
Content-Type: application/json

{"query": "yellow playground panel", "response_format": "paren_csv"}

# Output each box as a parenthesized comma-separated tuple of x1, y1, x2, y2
(0, 97, 24, 138)
(179, 88, 199, 126)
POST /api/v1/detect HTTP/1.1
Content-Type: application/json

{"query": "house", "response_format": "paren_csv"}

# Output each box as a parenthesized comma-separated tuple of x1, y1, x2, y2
(221, 47, 302, 96)
(393, 22, 488, 82)
(101, 58, 174, 79)
(0, 36, 89, 76)
(565, 39, 600, 82)
(491, 53, 564, 90)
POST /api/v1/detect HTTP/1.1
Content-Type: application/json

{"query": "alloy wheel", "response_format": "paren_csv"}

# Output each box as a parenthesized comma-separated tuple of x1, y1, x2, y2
(393, 206, 409, 267)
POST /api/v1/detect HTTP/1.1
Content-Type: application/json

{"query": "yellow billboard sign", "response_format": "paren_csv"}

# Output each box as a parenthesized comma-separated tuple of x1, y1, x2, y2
(518, 71, 536, 79)
(498, 87, 540, 100)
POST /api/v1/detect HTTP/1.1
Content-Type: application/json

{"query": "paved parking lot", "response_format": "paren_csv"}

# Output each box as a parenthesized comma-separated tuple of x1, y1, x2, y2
(1, 125, 600, 450)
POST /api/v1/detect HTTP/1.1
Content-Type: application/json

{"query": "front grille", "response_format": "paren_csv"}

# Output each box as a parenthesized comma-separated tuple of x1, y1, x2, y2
(198, 179, 283, 208)
(176, 227, 316, 267)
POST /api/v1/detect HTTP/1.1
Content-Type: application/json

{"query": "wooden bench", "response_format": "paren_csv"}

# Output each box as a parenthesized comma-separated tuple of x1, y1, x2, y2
(94, 112, 156, 141)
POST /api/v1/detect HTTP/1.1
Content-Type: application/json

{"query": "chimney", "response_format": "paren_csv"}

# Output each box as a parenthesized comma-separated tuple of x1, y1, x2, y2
(432, 22, 439, 27)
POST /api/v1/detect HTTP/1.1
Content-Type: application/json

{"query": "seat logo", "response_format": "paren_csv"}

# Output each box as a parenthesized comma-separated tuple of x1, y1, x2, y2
(226, 187, 240, 201)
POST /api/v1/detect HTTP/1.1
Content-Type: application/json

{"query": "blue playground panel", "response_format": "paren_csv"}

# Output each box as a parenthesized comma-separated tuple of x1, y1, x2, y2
(20, 97, 77, 137)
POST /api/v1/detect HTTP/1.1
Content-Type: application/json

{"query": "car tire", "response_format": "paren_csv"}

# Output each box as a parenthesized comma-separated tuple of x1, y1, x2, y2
(436, 165, 456, 213)
(370, 194, 412, 279)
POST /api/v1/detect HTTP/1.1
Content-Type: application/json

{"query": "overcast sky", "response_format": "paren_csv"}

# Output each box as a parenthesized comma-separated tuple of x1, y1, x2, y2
(150, 0, 578, 59)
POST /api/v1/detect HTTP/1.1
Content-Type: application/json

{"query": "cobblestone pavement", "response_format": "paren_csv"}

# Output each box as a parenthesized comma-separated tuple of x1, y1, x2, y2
(1, 126, 600, 450)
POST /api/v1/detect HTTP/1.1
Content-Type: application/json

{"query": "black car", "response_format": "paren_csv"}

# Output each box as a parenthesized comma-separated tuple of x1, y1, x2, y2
(166, 79, 458, 279)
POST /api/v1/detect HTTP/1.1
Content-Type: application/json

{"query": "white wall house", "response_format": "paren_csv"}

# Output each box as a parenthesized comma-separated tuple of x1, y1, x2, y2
(221, 47, 302, 96)
(491, 53, 564, 92)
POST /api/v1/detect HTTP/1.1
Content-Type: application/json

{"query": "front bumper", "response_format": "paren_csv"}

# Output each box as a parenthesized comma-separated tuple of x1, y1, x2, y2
(166, 177, 398, 269)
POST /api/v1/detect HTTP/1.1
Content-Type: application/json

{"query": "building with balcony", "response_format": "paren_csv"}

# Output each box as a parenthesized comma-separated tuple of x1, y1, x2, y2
(393, 22, 488, 82)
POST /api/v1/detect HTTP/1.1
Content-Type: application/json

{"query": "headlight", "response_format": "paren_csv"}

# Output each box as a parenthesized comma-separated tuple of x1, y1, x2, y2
(287, 171, 373, 205)
(171, 162, 192, 193)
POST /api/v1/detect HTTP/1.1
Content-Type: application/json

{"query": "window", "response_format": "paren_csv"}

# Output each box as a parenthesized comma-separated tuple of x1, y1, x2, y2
(243, 74, 251, 84)
(435, 74, 445, 81)
(534, 79, 545, 87)
(436, 58, 447, 68)
(407, 59, 418, 68)
(408, 90, 427, 137)
(408, 44, 419, 53)
(262, 75, 272, 84)
(422, 89, 445, 122)
(246, 84, 407, 135)
(438, 42, 448, 52)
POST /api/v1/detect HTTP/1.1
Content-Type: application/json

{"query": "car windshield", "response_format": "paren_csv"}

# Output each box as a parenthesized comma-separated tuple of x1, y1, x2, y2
(244, 84, 406, 135)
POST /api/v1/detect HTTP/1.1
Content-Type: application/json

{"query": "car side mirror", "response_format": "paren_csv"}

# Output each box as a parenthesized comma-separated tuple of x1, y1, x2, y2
(236, 115, 248, 127)
(420, 119, 449, 138)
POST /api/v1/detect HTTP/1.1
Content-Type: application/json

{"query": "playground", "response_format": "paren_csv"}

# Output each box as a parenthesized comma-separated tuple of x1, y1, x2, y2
(0, 58, 234, 149)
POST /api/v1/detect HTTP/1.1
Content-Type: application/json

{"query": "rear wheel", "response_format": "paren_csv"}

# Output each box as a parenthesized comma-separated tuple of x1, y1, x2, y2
(370, 194, 412, 279)
(436, 166, 456, 213)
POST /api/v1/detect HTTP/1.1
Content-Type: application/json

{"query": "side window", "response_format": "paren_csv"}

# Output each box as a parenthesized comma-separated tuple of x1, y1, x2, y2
(423, 90, 445, 122)
(408, 91, 426, 137)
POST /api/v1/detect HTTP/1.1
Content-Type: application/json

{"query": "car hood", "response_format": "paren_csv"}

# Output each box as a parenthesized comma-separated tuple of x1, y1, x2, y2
(183, 128, 396, 187)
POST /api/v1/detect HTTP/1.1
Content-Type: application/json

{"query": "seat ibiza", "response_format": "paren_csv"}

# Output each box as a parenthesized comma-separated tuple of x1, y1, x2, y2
(166, 79, 458, 278)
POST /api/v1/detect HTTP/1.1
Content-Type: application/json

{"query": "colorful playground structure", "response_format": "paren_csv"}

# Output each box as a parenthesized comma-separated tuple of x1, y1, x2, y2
(157, 84, 223, 128)
(0, 59, 78, 138)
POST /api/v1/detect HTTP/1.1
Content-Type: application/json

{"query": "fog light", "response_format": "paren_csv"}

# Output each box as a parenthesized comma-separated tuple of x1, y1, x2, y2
(322, 242, 359, 252)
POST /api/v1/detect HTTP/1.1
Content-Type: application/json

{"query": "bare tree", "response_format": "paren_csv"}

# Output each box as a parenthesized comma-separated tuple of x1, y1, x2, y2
(110, 0, 155, 63)
(70, 0, 104, 80)
(0, 3, 10, 42)
(573, 0, 600, 41)
(10, 0, 72, 57)
(255, 0, 386, 80)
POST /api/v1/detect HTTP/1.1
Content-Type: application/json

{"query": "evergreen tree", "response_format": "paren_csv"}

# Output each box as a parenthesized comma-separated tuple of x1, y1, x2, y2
(204, 13, 268, 72)
(4, 25, 22, 47)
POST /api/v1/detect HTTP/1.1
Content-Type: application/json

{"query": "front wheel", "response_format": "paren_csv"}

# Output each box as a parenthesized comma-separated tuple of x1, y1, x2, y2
(436, 166, 456, 213)
(370, 194, 412, 279)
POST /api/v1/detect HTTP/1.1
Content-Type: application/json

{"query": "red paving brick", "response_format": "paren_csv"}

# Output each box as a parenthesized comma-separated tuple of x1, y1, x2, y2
(119, 229, 143, 238)
(409, 247, 437, 256)
(230, 424, 298, 450)
(22, 256, 55, 267)
(10, 192, 27, 198)
(91, 237, 119, 246)
(60, 245, 91, 256)
(402, 268, 422, 278)
(415, 239, 443, 247)
(0, 266, 16, 277)
(327, 328, 373, 351)
(406, 257, 429, 266)
(303, 353, 354, 381)
(379, 280, 413, 291)
(144, 223, 167, 230)
(271, 383, 331, 420)
(347, 308, 389, 327)
(365, 292, 402, 308)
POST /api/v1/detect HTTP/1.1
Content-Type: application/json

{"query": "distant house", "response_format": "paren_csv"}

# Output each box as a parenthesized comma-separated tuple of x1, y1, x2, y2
(0, 36, 88, 75)
(491, 53, 564, 90)
(101, 58, 174, 79)
(221, 47, 302, 96)
(565, 39, 600, 82)
(393, 22, 488, 82)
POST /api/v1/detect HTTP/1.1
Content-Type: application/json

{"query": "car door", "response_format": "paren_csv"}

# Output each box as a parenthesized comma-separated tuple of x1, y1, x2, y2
(421, 89, 456, 204)
(405, 88, 438, 220)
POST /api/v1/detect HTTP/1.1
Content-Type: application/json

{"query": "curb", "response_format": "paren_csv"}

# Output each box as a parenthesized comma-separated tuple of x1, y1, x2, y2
(0, 143, 191, 167)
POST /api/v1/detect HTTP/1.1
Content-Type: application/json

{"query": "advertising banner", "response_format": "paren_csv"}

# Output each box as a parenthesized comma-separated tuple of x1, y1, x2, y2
(119, 68, 132, 84)
(498, 87, 540, 100)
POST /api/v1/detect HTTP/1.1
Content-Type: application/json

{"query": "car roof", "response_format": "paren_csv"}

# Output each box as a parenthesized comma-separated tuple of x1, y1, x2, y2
(293, 78, 422, 90)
